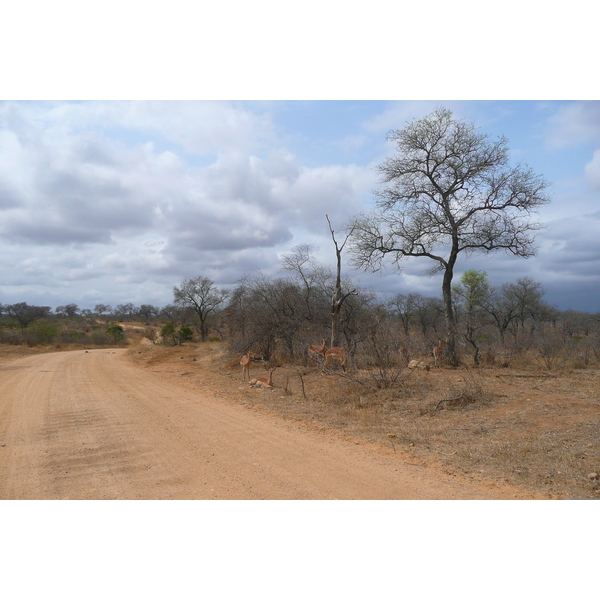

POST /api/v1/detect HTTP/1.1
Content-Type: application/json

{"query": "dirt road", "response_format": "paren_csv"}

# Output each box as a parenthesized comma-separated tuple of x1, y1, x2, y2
(0, 349, 535, 499)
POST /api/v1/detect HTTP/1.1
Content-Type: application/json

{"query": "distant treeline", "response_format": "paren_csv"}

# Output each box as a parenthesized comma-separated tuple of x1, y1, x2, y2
(3, 265, 599, 371)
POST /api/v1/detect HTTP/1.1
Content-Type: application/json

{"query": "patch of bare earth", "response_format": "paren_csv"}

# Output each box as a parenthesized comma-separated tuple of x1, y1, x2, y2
(1, 342, 533, 499)
(128, 342, 600, 499)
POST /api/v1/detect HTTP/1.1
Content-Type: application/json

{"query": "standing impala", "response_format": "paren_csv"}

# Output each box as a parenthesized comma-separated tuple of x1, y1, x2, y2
(398, 345, 410, 365)
(433, 339, 446, 368)
(324, 346, 347, 372)
(308, 338, 348, 372)
(308, 339, 327, 360)
(240, 351, 255, 381)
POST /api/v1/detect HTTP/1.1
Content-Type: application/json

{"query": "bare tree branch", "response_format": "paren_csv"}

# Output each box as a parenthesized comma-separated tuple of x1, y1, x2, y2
(348, 107, 551, 366)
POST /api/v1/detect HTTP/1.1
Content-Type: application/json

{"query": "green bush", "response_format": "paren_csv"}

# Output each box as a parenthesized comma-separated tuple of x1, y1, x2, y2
(161, 322, 176, 345)
(90, 331, 110, 345)
(160, 322, 193, 345)
(179, 326, 194, 342)
(106, 325, 125, 342)
(65, 331, 88, 343)
(29, 321, 59, 343)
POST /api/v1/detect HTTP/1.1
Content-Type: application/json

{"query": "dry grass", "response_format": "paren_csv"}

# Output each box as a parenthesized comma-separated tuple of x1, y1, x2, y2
(0, 338, 540, 497)
(8, 330, 590, 499)
(127, 341, 600, 500)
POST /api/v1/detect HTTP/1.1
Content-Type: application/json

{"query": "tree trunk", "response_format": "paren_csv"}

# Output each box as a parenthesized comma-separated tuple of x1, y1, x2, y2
(465, 326, 480, 365)
(199, 313, 207, 342)
(442, 251, 459, 367)
(327, 215, 355, 349)
(331, 288, 342, 348)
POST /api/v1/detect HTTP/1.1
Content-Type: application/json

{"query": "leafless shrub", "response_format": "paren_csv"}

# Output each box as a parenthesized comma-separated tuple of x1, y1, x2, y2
(530, 326, 569, 370)
(142, 328, 159, 344)
(482, 347, 496, 366)
(435, 373, 494, 411)
(282, 375, 294, 395)
(567, 336, 595, 368)
(353, 309, 409, 388)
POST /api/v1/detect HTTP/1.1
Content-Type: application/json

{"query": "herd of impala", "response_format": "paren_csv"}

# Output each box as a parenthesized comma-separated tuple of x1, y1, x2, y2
(239, 337, 447, 389)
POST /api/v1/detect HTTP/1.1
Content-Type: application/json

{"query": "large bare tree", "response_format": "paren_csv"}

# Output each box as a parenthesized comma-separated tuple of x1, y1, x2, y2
(350, 107, 551, 365)
(173, 276, 229, 342)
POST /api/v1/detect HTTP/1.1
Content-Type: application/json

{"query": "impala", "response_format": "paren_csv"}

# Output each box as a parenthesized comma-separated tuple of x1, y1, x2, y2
(249, 367, 276, 388)
(433, 339, 446, 368)
(324, 347, 347, 372)
(308, 339, 327, 358)
(240, 351, 255, 381)
(399, 345, 410, 365)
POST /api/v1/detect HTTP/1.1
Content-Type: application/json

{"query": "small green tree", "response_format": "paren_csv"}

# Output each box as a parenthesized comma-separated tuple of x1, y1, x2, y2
(178, 325, 194, 343)
(160, 323, 193, 345)
(453, 270, 491, 365)
(29, 321, 59, 344)
(161, 322, 178, 345)
(106, 324, 125, 343)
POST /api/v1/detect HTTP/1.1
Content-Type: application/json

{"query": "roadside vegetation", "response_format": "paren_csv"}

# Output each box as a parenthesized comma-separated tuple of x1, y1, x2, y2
(3, 260, 598, 500)
(2, 108, 598, 499)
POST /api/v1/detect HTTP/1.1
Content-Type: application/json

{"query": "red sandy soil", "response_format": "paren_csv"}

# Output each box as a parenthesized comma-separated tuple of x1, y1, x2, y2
(0, 347, 539, 499)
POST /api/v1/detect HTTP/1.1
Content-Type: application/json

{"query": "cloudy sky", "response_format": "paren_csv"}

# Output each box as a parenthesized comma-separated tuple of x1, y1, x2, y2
(1, 2, 598, 315)
(1, 99, 599, 313)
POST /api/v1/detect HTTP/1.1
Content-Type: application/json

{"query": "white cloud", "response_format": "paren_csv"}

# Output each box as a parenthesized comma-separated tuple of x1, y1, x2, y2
(361, 101, 440, 135)
(1, 100, 599, 312)
(546, 101, 600, 149)
(0, 101, 377, 307)
(11, 101, 277, 158)
(584, 150, 600, 190)
(286, 164, 371, 226)
(540, 211, 600, 268)
(360, 100, 472, 136)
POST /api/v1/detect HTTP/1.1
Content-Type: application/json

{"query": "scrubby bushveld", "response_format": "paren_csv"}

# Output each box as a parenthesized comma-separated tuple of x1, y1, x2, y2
(6, 262, 599, 372)
(0, 304, 129, 348)
(2, 267, 599, 367)
(129, 340, 600, 500)
(2, 270, 599, 500)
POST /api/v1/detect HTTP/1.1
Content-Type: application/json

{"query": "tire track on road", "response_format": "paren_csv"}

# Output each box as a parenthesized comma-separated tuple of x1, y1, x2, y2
(0, 348, 537, 499)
